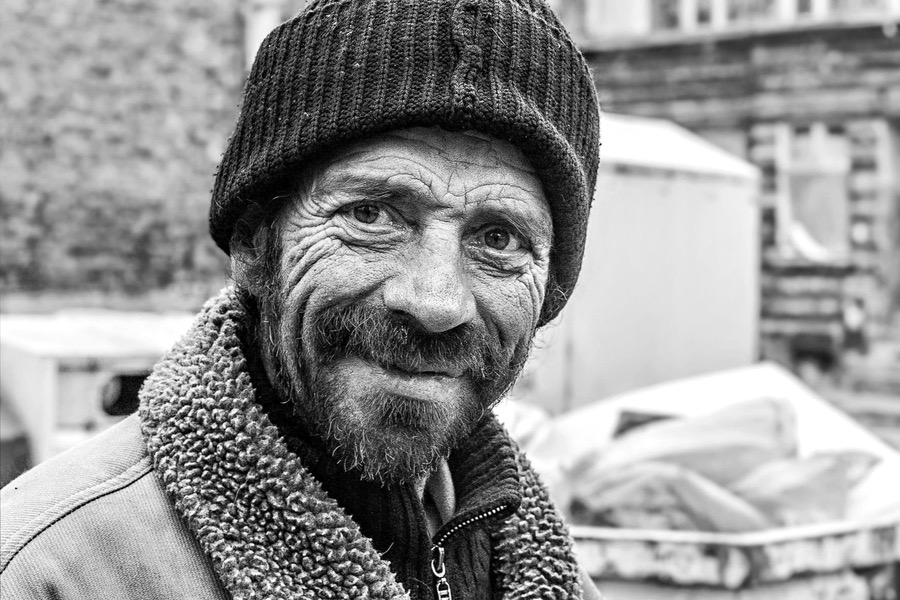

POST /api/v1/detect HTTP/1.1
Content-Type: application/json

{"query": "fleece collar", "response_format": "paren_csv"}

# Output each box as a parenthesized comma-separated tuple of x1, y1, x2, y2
(139, 287, 584, 600)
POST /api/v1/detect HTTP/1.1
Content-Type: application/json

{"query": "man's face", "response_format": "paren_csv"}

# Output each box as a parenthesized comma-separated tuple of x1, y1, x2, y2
(246, 127, 552, 483)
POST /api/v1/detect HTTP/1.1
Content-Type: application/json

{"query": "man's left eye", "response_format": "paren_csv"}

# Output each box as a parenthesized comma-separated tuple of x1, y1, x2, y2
(483, 227, 522, 252)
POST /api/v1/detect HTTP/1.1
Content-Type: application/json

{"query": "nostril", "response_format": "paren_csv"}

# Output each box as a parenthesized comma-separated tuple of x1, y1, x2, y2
(383, 261, 477, 333)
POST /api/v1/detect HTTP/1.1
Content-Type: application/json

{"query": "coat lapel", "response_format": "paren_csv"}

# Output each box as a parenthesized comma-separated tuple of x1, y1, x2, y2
(140, 289, 409, 600)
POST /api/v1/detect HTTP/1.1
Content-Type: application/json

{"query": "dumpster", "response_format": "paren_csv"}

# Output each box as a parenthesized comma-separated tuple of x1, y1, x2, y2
(520, 363, 900, 599)
(0, 399, 30, 487)
(0, 310, 193, 464)
(573, 518, 898, 599)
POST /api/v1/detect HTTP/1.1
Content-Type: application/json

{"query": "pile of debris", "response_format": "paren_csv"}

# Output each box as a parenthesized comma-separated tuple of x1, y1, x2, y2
(564, 397, 878, 531)
(497, 363, 900, 534)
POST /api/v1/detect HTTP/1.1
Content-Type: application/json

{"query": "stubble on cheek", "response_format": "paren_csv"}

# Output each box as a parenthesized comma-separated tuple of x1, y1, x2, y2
(263, 216, 344, 406)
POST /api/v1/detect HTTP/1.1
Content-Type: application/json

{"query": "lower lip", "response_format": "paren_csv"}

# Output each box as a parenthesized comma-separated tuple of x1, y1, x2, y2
(334, 356, 466, 401)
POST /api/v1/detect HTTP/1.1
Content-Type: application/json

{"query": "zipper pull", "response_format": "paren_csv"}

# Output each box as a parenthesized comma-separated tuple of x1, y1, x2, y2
(431, 545, 452, 600)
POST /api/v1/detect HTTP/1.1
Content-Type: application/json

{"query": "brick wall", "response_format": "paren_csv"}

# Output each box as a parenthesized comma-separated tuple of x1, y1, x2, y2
(0, 0, 245, 297)
(584, 25, 900, 127)
(584, 24, 900, 327)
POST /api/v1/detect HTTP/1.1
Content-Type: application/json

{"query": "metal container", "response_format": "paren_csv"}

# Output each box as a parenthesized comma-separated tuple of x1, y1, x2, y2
(575, 518, 899, 599)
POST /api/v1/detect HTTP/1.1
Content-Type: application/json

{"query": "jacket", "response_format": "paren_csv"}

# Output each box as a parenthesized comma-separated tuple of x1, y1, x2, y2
(1, 288, 600, 599)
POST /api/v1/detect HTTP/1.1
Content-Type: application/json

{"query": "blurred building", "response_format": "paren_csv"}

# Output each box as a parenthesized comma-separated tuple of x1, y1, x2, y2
(0, 0, 242, 301)
(563, 0, 900, 370)
(0, 311, 193, 466)
(3, 0, 896, 385)
(246, 0, 900, 383)
(515, 113, 761, 410)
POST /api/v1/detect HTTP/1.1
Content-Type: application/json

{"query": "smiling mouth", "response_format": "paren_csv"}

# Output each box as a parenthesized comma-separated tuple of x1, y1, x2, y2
(332, 356, 469, 403)
(382, 363, 463, 379)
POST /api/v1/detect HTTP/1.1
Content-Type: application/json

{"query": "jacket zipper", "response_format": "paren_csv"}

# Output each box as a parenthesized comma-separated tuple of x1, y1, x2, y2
(430, 504, 508, 600)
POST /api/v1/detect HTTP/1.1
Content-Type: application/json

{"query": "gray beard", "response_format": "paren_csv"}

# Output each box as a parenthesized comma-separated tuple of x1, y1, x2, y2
(298, 370, 480, 483)
(248, 292, 530, 484)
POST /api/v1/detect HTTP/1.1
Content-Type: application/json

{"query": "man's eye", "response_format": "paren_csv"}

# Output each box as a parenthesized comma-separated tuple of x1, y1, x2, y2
(483, 227, 522, 252)
(351, 204, 382, 225)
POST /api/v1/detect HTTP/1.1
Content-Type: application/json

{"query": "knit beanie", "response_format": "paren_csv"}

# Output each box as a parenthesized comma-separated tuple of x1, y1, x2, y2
(210, 0, 600, 325)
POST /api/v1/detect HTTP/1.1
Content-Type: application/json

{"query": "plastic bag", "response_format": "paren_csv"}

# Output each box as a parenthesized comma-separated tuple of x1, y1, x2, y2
(728, 451, 880, 526)
(571, 397, 797, 488)
(569, 460, 773, 532)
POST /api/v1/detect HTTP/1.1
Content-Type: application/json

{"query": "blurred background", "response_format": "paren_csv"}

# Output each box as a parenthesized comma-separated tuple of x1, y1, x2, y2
(1, 0, 899, 597)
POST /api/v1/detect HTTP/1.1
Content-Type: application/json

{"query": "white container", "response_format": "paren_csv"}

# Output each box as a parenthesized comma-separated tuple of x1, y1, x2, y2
(0, 310, 192, 463)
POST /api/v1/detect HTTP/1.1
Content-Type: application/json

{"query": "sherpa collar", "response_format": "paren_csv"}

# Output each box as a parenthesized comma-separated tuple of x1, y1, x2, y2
(139, 287, 584, 599)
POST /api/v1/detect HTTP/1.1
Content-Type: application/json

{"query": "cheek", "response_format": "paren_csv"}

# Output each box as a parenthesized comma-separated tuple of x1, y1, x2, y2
(276, 207, 400, 305)
(470, 267, 547, 347)
(277, 238, 395, 351)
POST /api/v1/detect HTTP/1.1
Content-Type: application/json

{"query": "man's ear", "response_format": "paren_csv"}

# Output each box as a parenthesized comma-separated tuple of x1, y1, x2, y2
(230, 247, 255, 293)
(229, 226, 272, 296)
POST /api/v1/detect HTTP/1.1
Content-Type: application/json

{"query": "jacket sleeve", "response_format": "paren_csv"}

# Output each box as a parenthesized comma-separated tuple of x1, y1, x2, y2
(0, 417, 228, 600)
(1, 557, 75, 600)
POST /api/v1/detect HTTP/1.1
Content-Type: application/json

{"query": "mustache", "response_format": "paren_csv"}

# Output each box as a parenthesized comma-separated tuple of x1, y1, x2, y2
(310, 303, 507, 382)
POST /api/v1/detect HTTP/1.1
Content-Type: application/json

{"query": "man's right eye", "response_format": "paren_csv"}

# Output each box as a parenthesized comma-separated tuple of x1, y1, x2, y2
(351, 204, 381, 224)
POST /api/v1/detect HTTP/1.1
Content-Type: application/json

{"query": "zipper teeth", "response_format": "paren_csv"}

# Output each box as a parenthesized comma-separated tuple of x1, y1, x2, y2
(434, 505, 507, 547)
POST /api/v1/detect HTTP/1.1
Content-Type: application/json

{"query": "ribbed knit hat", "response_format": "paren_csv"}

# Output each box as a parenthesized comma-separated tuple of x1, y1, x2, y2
(210, 0, 600, 325)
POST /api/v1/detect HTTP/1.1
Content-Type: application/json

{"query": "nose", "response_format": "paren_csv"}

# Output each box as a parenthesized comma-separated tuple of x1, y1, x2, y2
(383, 234, 477, 333)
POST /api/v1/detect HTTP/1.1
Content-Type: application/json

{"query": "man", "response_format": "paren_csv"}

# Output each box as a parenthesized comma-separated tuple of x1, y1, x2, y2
(1, 0, 601, 598)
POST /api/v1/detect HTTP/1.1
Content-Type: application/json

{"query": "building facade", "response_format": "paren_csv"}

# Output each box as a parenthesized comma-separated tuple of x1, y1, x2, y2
(570, 0, 900, 366)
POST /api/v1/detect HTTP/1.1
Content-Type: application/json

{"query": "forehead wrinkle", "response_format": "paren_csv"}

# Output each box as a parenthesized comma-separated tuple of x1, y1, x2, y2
(341, 137, 536, 190)
(466, 181, 547, 204)
(482, 141, 539, 179)
(337, 148, 434, 171)
(321, 162, 473, 212)
(316, 171, 433, 205)
(388, 128, 536, 173)
(462, 181, 551, 229)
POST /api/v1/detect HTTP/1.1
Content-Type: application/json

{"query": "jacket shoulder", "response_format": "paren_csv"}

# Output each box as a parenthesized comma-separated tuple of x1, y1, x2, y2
(0, 416, 228, 599)
(0, 415, 151, 571)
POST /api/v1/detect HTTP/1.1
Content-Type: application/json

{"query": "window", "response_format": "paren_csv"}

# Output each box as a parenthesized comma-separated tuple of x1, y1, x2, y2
(830, 0, 884, 14)
(727, 0, 776, 22)
(761, 164, 777, 193)
(761, 207, 778, 248)
(651, 0, 681, 30)
(697, 0, 714, 25)
(797, 0, 813, 13)
(788, 123, 851, 260)
(850, 218, 874, 248)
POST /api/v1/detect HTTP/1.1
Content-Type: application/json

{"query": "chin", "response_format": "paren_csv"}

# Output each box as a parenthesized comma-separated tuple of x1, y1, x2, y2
(307, 372, 486, 483)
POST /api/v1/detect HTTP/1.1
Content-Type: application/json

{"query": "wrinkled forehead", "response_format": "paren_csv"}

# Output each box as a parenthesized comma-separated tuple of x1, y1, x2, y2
(311, 126, 552, 221)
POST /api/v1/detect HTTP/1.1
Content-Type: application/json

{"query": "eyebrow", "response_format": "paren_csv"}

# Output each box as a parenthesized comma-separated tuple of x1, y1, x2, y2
(317, 172, 430, 205)
(318, 171, 553, 244)
(471, 202, 553, 247)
